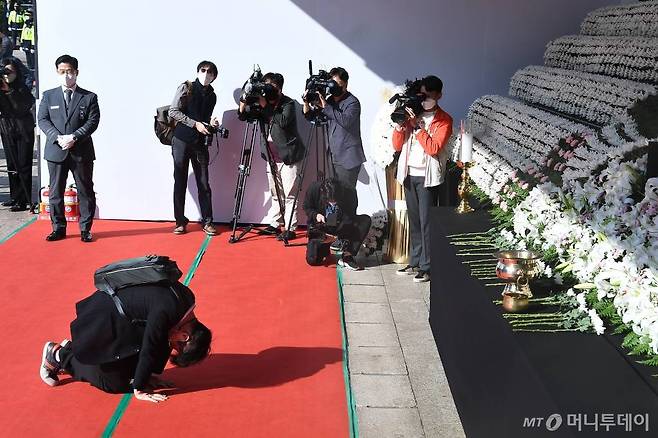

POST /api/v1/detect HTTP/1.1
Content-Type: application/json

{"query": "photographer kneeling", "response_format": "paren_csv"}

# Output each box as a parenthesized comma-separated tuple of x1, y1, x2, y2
(238, 72, 305, 241)
(303, 178, 370, 271)
(39, 281, 211, 403)
(168, 61, 221, 236)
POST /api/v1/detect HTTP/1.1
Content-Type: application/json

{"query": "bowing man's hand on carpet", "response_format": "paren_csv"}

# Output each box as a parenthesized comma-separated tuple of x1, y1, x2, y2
(134, 388, 168, 403)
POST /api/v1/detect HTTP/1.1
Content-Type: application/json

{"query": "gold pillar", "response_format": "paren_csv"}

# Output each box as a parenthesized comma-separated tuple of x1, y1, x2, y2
(384, 163, 409, 264)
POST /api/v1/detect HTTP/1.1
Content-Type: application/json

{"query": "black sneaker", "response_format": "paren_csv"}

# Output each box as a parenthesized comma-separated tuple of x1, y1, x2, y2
(338, 256, 363, 271)
(330, 239, 348, 253)
(40, 340, 67, 386)
(413, 270, 430, 283)
(396, 265, 418, 276)
(276, 230, 296, 241)
(258, 225, 281, 236)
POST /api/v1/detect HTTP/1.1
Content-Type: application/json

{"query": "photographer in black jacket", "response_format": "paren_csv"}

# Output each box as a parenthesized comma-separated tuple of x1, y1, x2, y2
(303, 178, 371, 270)
(168, 61, 221, 236)
(238, 72, 305, 241)
(0, 57, 34, 211)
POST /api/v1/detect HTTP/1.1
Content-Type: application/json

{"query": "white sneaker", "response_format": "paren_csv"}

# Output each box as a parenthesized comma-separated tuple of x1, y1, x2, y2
(338, 257, 363, 271)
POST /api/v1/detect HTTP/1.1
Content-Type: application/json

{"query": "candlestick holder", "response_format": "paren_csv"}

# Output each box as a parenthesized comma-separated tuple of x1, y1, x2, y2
(456, 162, 475, 214)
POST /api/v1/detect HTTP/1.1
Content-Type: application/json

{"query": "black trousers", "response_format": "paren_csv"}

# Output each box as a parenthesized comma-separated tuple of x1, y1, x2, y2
(332, 163, 360, 190)
(306, 214, 371, 265)
(47, 156, 95, 232)
(404, 175, 440, 272)
(59, 342, 138, 394)
(172, 136, 212, 226)
(0, 117, 34, 204)
(22, 46, 34, 70)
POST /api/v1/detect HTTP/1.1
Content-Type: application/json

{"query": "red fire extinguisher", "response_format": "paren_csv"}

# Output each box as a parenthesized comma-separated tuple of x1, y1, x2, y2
(38, 186, 50, 220)
(64, 185, 80, 222)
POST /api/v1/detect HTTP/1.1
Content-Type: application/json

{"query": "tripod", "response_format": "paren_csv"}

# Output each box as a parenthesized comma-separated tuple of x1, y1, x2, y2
(228, 118, 285, 244)
(281, 113, 334, 246)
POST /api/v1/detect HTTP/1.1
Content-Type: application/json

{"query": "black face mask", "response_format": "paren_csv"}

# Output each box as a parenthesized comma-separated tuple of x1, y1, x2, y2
(25, 20, 33, 26)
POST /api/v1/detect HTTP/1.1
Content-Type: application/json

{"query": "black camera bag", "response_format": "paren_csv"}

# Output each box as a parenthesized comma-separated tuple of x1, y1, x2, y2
(94, 255, 183, 318)
(154, 81, 192, 145)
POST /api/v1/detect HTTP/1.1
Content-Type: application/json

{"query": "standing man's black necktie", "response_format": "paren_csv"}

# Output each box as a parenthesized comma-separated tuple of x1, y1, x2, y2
(64, 89, 72, 115)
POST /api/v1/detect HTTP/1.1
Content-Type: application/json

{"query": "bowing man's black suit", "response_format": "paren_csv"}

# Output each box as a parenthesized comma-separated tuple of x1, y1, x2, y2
(59, 282, 195, 393)
(37, 85, 100, 233)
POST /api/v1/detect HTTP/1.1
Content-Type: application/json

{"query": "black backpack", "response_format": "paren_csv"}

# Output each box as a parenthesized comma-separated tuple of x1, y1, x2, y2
(154, 81, 192, 145)
(94, 255, 183, 318)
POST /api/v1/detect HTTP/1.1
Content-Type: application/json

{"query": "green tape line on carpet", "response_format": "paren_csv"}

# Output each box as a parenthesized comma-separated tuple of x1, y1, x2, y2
(0, 216, 37, 244)
(182, 235, 211, 286)
(101, 234, 212, 437)
(337, 267, 359, 438)
(101, 393, 132, 438)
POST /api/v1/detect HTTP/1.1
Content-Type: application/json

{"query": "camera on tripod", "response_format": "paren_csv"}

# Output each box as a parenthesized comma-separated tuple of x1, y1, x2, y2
(240, 65, 278, 122)
(304, 60, 341, 105)
(202, 123, 229, 147)
(389, 78, 425, 124)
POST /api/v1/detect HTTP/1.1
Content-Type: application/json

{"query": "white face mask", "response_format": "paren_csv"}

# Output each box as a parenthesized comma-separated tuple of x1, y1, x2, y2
(198, 72, 213, 86)
(4, 72, 16, 83)
(422, 98, 436, 111)
(60, 73, 77, 88)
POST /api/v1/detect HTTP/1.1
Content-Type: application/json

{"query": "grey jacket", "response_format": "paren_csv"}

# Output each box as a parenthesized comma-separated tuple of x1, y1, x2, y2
(168, 81, 195, 128)
(37, 86, 100, 163)
(322, 92, 366, 170)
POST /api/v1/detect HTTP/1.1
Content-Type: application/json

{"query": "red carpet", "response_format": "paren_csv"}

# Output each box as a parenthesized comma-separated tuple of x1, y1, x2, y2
(0, 221, 350, 437)
(114, 231, 350, 437)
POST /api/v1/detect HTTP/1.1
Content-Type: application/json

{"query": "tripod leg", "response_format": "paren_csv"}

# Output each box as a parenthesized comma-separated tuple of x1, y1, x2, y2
(324, 124, 336, 179)
(229, 123, 257, 243)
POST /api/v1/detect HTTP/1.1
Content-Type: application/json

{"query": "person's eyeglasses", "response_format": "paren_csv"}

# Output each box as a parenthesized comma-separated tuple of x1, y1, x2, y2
(199, 68, 213, 74)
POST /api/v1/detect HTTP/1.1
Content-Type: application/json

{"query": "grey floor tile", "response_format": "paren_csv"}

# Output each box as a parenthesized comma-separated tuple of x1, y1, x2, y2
(357, 407, 424, 438)
(349, 346, 407, 375)
(341, 267, 384, 285)
(345, 302, 394, 324)
(347, 322, 399, 347)
(352, 374, 416, 408)
(343, 284, 388, 303)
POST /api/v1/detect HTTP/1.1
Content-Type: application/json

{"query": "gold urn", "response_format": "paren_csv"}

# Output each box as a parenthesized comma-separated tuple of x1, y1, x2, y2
(494, 250, 541, 300)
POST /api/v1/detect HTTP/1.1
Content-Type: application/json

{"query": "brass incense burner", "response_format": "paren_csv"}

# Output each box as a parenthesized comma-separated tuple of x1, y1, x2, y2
(494, 250, 541, 306)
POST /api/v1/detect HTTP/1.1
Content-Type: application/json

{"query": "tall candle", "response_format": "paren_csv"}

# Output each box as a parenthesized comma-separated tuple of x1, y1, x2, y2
(461, 132, 473, 163)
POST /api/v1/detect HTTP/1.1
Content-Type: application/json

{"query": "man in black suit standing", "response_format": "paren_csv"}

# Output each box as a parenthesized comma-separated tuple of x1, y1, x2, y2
(37, 55, 100, 242)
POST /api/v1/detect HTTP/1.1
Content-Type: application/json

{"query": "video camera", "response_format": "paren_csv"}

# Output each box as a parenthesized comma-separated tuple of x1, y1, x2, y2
(202, 122, 229, 147)
(240, 65, 278, 122)
(304, 60, 341, 105)
(389, 78, 425, 125)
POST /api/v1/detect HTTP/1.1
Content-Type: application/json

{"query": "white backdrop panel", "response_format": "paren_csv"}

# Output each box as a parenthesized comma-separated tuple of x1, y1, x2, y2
(36, 0, 612, 222)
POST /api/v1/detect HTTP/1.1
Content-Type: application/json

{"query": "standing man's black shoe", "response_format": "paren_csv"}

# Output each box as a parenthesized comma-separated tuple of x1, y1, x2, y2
(80, 231, 93, 242)
(1, 199, 16, 207)
(10, 203, 28, 212)
(45, 230, 66, 241)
